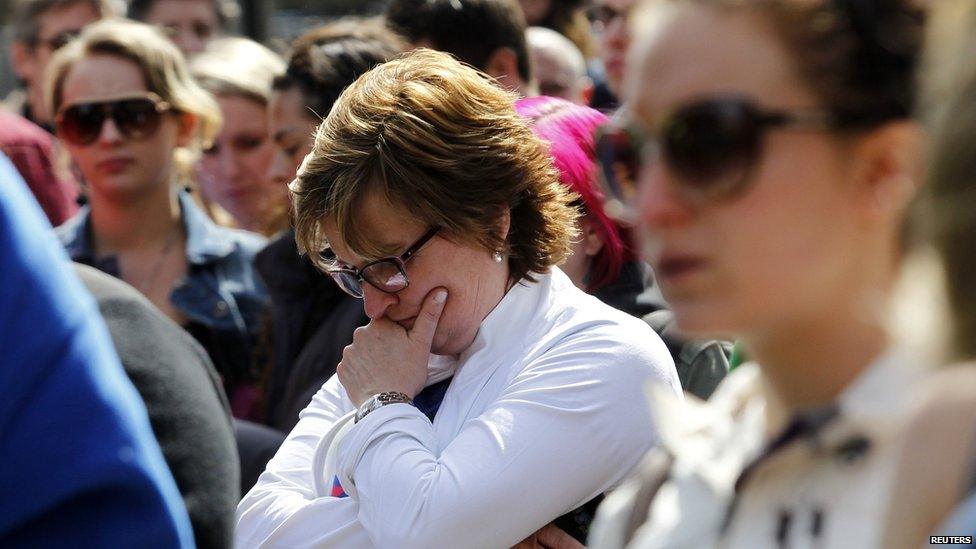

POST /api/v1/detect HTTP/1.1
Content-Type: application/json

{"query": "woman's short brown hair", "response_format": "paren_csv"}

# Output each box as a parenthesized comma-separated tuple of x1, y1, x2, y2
(292, 48, 578, 283)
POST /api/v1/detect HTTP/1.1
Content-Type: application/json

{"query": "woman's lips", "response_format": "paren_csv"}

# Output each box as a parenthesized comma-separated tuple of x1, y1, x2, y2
(95, 157, 135, 174)
(656, 254, 708, 285)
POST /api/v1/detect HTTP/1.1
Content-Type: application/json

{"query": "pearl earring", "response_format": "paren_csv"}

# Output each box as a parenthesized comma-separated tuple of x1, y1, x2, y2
(493, 251, 504, 263)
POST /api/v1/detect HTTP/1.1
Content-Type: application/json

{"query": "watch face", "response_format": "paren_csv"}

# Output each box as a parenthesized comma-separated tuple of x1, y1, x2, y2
(356, 396, 379, 423)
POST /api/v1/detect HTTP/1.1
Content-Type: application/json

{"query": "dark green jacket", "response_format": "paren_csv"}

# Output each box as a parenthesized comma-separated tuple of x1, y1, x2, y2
(592, 261, 731, 400)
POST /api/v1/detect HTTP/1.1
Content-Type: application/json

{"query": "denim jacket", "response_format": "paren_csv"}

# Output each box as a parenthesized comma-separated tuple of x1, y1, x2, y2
(57, 191, 269, 390)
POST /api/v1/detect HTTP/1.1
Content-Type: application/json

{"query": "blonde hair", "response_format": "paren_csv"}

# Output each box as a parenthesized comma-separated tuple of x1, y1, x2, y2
(190, 37, 285, 105)
(292, 49, 578, 283)
(46, 18, 221, 164)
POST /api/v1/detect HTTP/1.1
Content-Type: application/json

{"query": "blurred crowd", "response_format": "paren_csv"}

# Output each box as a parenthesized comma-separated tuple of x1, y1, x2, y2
(1, 0, 975, 547)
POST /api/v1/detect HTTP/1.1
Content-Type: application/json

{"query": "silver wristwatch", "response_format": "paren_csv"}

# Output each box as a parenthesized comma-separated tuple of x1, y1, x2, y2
(355, 391, 414, 423)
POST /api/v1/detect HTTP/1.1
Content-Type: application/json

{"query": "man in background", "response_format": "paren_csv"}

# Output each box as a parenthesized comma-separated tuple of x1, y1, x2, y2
(7, 0, 114, 130)
(527, 26, 592, 105)
(385, 0, 533, 94)
(589, 0, 634, 103)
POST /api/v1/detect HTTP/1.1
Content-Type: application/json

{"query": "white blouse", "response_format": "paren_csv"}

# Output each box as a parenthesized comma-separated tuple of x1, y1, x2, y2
(236, 269, 681, 548)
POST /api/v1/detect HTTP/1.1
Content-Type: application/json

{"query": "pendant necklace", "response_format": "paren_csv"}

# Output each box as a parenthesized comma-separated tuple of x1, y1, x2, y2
(132, 222, 182, 296)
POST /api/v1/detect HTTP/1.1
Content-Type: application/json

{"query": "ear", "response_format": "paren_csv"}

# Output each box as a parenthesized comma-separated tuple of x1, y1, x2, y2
(10, 41, 37, 83)
(580, 216, 605, 258)
(175, 112, 199, 148)
(485, 47, 523, 93)
(852, 121, 925, 224)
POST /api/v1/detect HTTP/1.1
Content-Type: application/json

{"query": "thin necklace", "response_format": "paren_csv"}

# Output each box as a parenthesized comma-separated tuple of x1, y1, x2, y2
(132, 222, 182, 296)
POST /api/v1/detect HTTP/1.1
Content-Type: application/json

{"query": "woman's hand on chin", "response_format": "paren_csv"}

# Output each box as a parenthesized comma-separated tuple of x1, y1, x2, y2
(338, 288, 448, 407)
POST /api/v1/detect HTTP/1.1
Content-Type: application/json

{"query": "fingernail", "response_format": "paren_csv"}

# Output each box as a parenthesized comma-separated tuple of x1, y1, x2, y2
(434, 290, 447, 304)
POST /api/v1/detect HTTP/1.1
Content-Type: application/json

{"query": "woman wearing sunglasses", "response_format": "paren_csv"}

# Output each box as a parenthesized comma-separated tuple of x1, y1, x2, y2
(49, 19, 269, 419)
(588, 0, 926, 547)
(236, 49, 681, 548)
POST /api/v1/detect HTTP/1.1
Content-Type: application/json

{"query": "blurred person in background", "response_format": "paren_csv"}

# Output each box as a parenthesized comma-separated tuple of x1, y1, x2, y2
(7, 0, 114, 130)
(0, 108, 79, 225)
(881, 1, 976, 544)
(588, 0, 635, 107)
(75, 264, 239, 549)
(588, 0, 926, 546)
(527, 26, 592, 105)
(519, 0, 594, 58)
(517, 95, 729, 399)
(48, 19, 269, 420)
(0, 152, 193, 548)
(260, 18, 402, 434)
(128, 0, 238, 57)
(191, 37, 286, 236)
(236, 49, 679, 548)
(385, 0, 533, 94)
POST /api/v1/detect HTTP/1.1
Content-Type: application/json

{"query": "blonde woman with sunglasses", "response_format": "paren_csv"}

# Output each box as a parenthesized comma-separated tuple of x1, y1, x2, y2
(48, 18, 269, 419)
(589, 0, 929, 547)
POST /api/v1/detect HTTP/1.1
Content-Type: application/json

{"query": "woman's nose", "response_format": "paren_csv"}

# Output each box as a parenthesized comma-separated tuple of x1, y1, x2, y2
(604, 14, 630, 47)
(637, 159, 695, 231)
(267, 150, 292, 186)
(218, 148, 241, 181)
(96, 116, 125, 145)
(362, 283, 398, 320)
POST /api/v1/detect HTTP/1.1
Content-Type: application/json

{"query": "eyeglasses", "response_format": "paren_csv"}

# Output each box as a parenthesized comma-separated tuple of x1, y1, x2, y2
(326, 227, 440, 299)
(595, 96, 836, 222)
(588, 4, 632, 30)
(55, 93, 172, 147)
(35, 28, 82, 51)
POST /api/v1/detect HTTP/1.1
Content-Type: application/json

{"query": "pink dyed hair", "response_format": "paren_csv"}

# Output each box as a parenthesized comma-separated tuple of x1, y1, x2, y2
(516, 95, 635, 292)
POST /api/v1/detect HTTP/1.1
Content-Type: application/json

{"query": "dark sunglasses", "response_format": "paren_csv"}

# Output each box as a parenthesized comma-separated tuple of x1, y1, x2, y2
(55, 93, 172, 147)
(595, 96, 836, 222)
(326, 227, 440, 299)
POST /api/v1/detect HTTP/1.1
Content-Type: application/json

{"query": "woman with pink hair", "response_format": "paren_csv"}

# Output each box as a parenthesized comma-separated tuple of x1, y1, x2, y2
(517, 95, 730, 399)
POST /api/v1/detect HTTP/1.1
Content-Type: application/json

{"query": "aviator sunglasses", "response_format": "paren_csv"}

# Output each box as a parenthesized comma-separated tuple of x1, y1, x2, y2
(55, 93, 172, 147)
(595, 96, 837, 223)
(325, 227, 440, 299)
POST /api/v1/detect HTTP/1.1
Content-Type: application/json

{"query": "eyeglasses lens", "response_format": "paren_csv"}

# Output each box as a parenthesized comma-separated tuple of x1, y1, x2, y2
(49, 30, 81, 50)
(595, 99, 768, 217)
(115, 99, 163, 140)
(331, 270, 364, 298)
(363, 261, 409, 293)
(595, 124, 642, 224)
(58, 103, 105, 146)
(663, 101, 759, 198)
